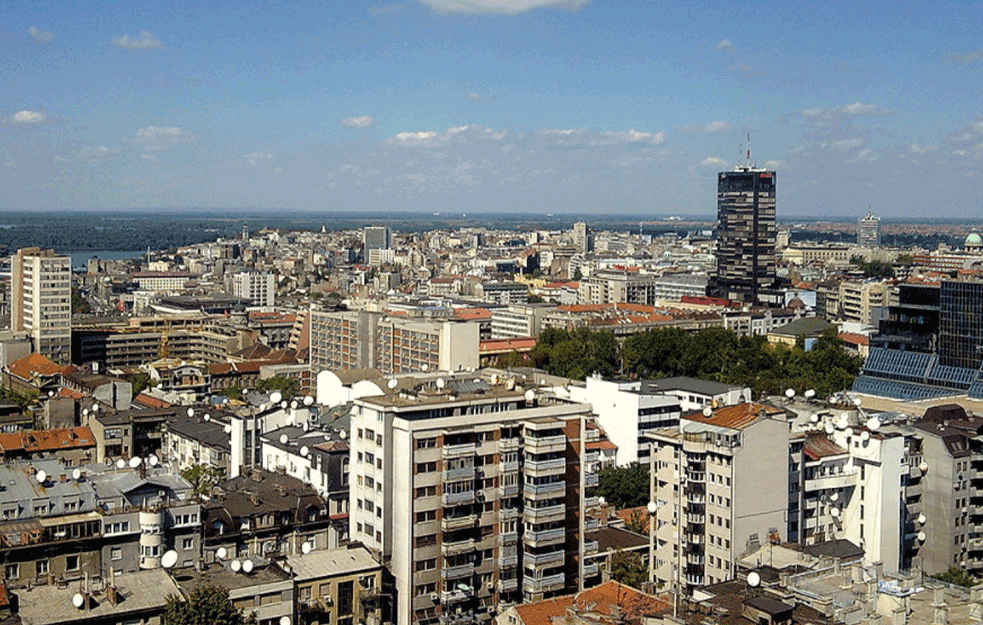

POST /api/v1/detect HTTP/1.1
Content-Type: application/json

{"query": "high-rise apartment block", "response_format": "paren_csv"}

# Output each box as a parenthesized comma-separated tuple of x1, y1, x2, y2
(709, 168, 778, 305)
(232, 271, 276, 307)
(347, 376, 599, 625)
(364, 226, 394, 266)
(858, 211, 881, 246)
(10, 247, 72, 364)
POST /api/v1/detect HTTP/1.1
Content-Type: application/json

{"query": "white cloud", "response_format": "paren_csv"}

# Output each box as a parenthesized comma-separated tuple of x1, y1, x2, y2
(340, 115, 377, 129)
(676, 121, 732, 134)
(244, 152, 274, 166)
(949, 50, 983, 64)
(763, 160, 784, 169)
(369, 3, 403, 16)
(830, 137, 865, 151)
(10, 110, 47, 124)
(849, 148, 879, 163)
(701, 157, 727, 166)
(134, 126, 197, 149)
(467, 93, 483, 100)
(28, 26, 53, 43)
(803, 102, 893, 118)
(716, 39, 733, 52)
(416, 0, 588, 15)
(111, 31, 163, 50)
(970, 121, 983, 134)
(909, 143, 938, 153)
(80, 146, 122, 159)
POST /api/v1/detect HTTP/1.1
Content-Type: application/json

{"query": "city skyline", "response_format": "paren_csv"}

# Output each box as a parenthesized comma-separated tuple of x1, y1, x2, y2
(2, 0, 982, 216)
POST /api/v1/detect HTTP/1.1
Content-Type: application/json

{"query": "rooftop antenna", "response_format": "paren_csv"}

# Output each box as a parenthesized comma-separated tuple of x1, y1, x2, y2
(746, 130, 752, 167)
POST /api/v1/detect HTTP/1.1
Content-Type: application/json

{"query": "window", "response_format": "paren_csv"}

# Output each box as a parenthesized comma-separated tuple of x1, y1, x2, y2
(36, 560, 49, 576)
(66, 555, 79, 571)
(111, 548, 122, 561)
(183, 537, 194, 550)
(4, 564, 18, 579)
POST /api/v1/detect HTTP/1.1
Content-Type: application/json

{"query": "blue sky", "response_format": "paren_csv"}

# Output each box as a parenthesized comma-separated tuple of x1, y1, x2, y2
(2, 0, 981, 217)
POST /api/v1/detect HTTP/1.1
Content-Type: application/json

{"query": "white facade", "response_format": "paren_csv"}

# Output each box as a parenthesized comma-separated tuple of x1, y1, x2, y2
(10, 247, 72, 364)
(233, 271, 276, 307)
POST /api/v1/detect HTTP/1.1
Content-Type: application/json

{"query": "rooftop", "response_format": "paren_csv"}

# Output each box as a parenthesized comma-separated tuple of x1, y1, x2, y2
(284, 546, 379, 581)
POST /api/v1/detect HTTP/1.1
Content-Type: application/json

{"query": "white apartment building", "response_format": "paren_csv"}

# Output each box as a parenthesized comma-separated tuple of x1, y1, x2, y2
(348, 374, 600, 625)
(232, 271, 276, 307)
(130, 271, 196, 293)
(10, 247, 72, 364)
(490, 305, 552, 340)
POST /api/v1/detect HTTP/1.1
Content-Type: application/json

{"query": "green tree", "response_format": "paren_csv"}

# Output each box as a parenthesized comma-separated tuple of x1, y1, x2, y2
(494, 351, 526, 369)
(609, 549, 647, 590)
(71, 287, 92, 315)
(218, 385, 244, 401)
(930, 567, 979, 588)
(256, 376, 299, 398)
(129, 373, 151, 395)
(597, 463, 649, 509)
(180, 464, 223, 497)
(165, 585, 257, 625)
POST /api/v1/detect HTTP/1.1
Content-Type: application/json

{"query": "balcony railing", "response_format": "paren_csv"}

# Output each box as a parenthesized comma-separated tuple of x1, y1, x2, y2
(440, 562, 475, 580)
(584, 473, 599, 487)
(443, 443, 478, 459)
(524, 528, 565, 546)
(525, 482, 565, 498)
(499, 484, 519, 498)
(443, 467, 476, 482)
(497, 577, 518, 593)
(584, 540, 598, 555)
(443, 491, 475, 506)
(522, 573, 565, 594)
(441, 539, 476, 556)
(524, 435, 566, 454)
(525, 458, 566, 475)
(442, 514, 477, 531)
(804, 469, 859, 491)
(583, 562, 600, 577)
(525, 550, 564, 567)
(524, 505, 565, 524)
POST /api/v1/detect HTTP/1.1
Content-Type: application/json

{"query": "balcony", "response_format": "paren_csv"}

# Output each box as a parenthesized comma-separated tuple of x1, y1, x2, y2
(584, 473, 599, 488)
(498, 507, 520, 521)
(497, 531, 518, 546)
(497, 577, 518, 593)
(499, 484, 519, 498)
(442, 538, 476, 556)
(441, 562, 475, 580)
(687, 534, 704, 545)
(583, 496, 600, 509)
(525, 482, 565, 499)
(685, 574, 705, 586)
(969, 537, 983, 551)
(499, 552, 518, 568)
(584, 540, 598, 556)
(524, 435, 566, 454)
(500, 438, 520, 452)
(499, 460, 519, 473)
(583, 562, 600, 577)
(804, 469, 859, 491)
(440, 587, 473, 605)
(525, 458, 566, 477)
(686, 491, 706, 504)
(443, 443, 478, 459)
(523, 573, 565, 594)
(442, 514, 477, 532)
(585, 518, 600, 531)
(686, 513, 705, 524)
(524, 528, 565, 547)
(525, 550, 565, 568)
(443, 491, 476, 506)
(524, 505, 565, 524)
(443, 467, 476, 482)
(685, 471, 705, 482)
(438, 612, 474, 625)
(686, 553, 705, 565)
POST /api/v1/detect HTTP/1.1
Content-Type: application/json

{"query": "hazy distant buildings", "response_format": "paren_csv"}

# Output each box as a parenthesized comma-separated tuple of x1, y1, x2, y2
(708, 168, 778, 305)
(858, 210, 881, 246)
(10, 247, 72, 364)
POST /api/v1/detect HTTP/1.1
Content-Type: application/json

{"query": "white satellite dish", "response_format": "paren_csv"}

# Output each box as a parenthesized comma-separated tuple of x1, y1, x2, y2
(216, 547, 228, 560)
(809, 414, 819, 423)
(646, 501, 657, 515)
(187, 408, 195, 418)
(339, 430, 347, 439)
(861, 431, 870, 442)
(785, 388, 795, 399)
(36, 470, 47, 484)
(421, 364, 429, 372)
(300, 446, 309, 457)
(304, 396, 314, 406)
(129, 456, 142, 468)
(831, 507, 840, 518)
(149, 454, 160, 466)
(917, 531, 926, 542)
(280, 617, 291, 625)
(242, 559, 254, 574)
(866, 417, 881, 431)
(230, 559, 242, 573)
(852, 397, 862, 407)
(270, 392, 283, 404)
(702, 406, 713, 417)
(824, 423, 835, 434)
(290, 400, 298, 410)
(91, 404, 99, 412)
(387, 379, 398, 390)
(279, 434, 289, 445)
(747, 571, 761, 587)
(919, 461, 929, 473)
(280, 400, 288, 409)
(524, 389, 535, 402)
(116, 459, 126, 469)
(917, 513, 927, 524)
(598, 496, 606, 505)
(72, 468, 82, 480)
(203, 414, 211, 422)
(301, 541, 312, 554)
(830, 492, 839, 502)
(845, 427, 854, 437)
(436, 377, 445, 389)
(72, 593, 85, 609)
(804, 389, 816, 399)
(224, 424, 232, 434)
(161, 550, 178, 569)
(82, 408, 89, 417)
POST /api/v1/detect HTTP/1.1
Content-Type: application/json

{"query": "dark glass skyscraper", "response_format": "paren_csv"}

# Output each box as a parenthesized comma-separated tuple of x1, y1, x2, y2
(939, 280, 983, 369)
(708, 167, 777, 305)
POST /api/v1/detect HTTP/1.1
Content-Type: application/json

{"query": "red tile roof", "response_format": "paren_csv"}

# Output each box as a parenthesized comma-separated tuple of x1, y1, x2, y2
(685, 402, 785, 430)
(7, 353, 66, 380)
(133, 393, 171, 408)
(514, 581, 669, 625)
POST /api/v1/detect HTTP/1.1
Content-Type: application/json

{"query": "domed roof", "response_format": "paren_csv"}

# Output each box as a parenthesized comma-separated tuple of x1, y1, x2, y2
(966, 233, 982, 246)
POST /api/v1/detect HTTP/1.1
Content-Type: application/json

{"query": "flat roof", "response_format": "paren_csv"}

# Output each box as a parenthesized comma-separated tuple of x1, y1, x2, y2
(285, 547, 379, 581)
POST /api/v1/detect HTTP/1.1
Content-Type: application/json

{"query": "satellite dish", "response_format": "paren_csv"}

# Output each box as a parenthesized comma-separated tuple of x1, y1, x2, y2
(646, 501, 657, 515)
(72, 593, 85, 609)
(161, 550, 178, 569)
(917, 513, 927, 524)
(436, 378, 446, 389)
(242, 559, 254, 574)
(421, 364, 429, 372)
(280, 400, 288, 409)
(809, 414, 819, 423)
(47, 390, 54, 397)
(831, 507, 840, 518)
(861, 431, 870, 442)
(598, 496, 606, 505)
(836, 415, 849, 430)
(304, 396, 314, 406)
(524, 389, 535, 402)
(917, 531, 926, 542)
(280, 434, 289, 445)
(116, 459, 126, 469)
(845, 427, 854, 437)
(919, 461, 929, 473)
(216, 547, 228, 560)
(747, 571, 761, 587)
(830, 492, 839, 502)
(852, 397, 862, 407)
(72, 468, 82, 480)
(91, 404, 99, 412)
(230, 559, 242, 573)
(187, 408, 195, 418)
(82, 408, 89, 416)
(387, 379, 398, 390)
(149, 454, 160, 466)
(300, 446, 310, 457)
(785, 389, 795, 399)
(866, 417, 881, 431)
(129, 456, 142, 468)
(203, 414, 211, 422)
(280, 617, 292, 625)
(224, 424, 232, 434)
(339, 430, 347, 439)
(290, 400, 298, 410)
(36, 470, 47, 484)
(301, 541, 312, 554)
(702, 407, 713, 417)
(804, 389, 816, 399)
(270, 391, 283, 404)
(824, 423, 835, 434)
